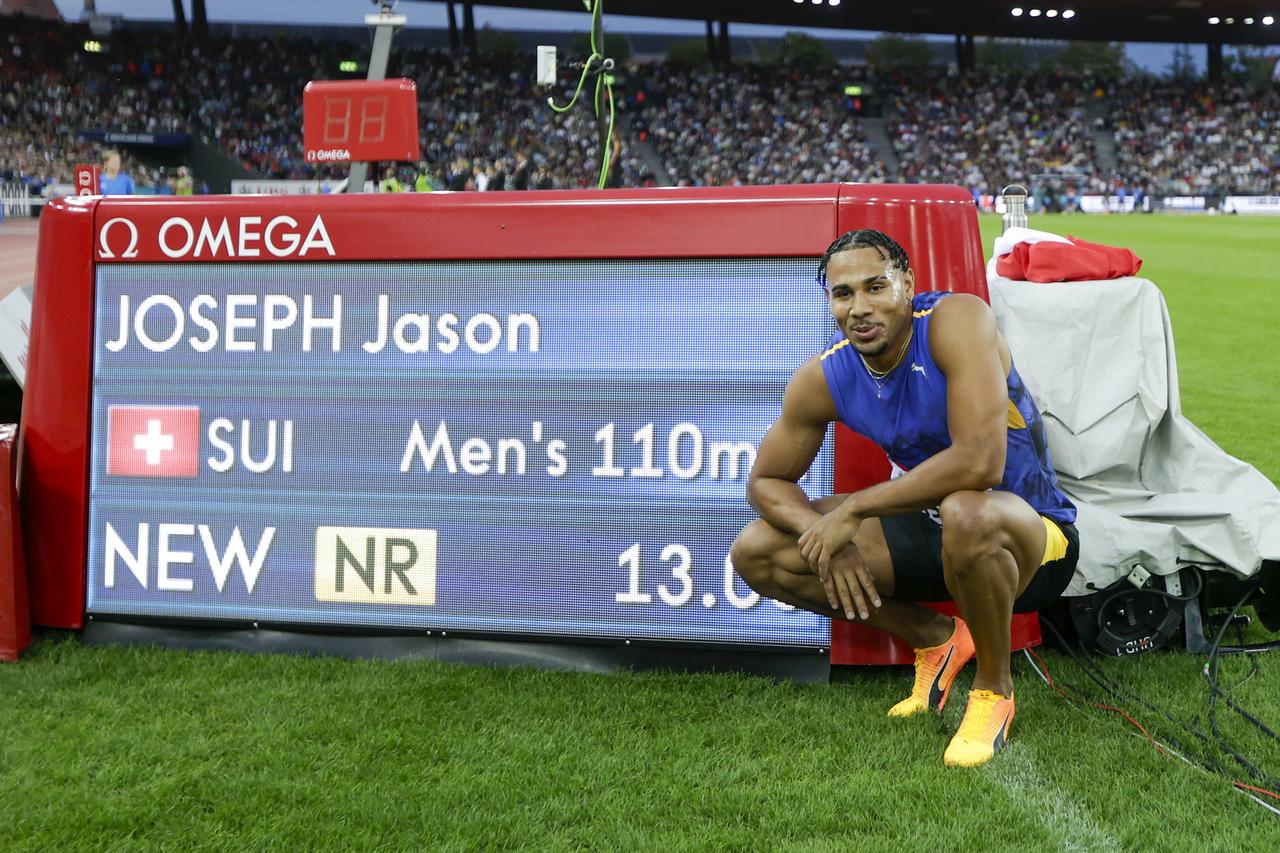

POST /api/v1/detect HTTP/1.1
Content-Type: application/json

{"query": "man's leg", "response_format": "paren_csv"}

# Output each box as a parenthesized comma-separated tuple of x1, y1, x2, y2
(731, 503, 977, 718)
(937, 490, 1047, 698)
(729, 496, 953, 650)
(936, 490, 1048, 767)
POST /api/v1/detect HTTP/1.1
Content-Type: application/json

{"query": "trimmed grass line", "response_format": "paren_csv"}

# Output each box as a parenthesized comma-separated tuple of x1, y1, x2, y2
(989, 748, 1122, 852)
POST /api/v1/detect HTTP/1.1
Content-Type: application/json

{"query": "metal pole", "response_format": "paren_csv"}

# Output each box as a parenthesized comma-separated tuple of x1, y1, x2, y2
(347, 3, 404, 194)
(463, 2, 476, 54)
(446, 1, 459, 53)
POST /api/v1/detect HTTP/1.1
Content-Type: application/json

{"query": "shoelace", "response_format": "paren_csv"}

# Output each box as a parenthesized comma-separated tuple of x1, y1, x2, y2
(955, 691, 1003, 738)
(910, 649, 941, 694)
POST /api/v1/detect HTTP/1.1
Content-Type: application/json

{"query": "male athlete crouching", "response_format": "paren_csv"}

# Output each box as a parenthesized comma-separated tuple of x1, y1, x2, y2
(731, 229, 1078, 767)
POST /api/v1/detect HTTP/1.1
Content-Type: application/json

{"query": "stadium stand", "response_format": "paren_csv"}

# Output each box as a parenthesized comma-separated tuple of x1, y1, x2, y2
(883, 71, 1104, 199)
(0, 16, 645, 193)
(628, 64, 888, 186)
(0, 15, 1276, 199)
(1108, 77, 1280, 197)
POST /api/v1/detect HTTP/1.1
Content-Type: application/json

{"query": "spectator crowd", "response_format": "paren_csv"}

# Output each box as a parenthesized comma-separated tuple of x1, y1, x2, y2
(629, 63, 887, 186)
(1109, 77, 1279, 197)
(1, 15, 1277, 200)
(884, 71, 1104, 198)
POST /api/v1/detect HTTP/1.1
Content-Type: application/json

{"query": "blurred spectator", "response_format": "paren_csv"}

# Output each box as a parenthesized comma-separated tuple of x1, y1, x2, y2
(99, 149, 135, 195)
(413, 161, 435, 192)
(379, 166, 403, 193)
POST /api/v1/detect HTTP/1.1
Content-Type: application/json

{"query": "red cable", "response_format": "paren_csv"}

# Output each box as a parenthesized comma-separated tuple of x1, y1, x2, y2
(1029, 649, 1161, 751)
(1234, 782, 1280, 802)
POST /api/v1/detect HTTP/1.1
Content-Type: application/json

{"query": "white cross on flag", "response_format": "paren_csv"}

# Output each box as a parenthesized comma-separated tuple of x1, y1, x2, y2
(106, 405, 200, 478)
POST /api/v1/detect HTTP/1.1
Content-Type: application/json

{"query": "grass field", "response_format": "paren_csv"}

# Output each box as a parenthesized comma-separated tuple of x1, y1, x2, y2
(3, 213, 1280, 850)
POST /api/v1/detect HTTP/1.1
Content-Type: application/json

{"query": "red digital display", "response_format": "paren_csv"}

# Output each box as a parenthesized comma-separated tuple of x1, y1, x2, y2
(302, 79, 420, 164)
(74, 163, 100, 195)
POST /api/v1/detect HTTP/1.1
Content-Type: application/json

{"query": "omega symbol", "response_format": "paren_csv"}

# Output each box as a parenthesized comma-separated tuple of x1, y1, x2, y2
(98, 218, 140, 259)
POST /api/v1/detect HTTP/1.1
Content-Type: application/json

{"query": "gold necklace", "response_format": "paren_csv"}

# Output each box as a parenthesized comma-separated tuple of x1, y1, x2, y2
(860, 327, 913, 398)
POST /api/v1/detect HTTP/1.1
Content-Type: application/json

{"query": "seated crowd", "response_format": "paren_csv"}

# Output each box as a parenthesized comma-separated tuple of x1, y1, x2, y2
(1, 16, 1276, 198)
(629, 63, 887, 186)
(883, 71, 1105, 198)
(1108, 77, 1279, 196)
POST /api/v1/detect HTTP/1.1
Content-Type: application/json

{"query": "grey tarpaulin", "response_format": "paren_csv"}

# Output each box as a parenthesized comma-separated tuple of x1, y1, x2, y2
(988, 275, 1280, 596)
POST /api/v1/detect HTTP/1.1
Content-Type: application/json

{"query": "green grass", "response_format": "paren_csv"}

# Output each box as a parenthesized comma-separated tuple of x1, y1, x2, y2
(4, 214, 1280, 849)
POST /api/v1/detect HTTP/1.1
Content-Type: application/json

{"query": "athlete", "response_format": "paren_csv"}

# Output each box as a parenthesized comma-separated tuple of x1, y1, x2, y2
(731, 229, 1078, 767)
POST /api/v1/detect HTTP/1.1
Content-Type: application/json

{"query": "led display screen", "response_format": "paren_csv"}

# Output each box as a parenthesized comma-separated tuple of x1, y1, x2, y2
(86, 259, 834, 648)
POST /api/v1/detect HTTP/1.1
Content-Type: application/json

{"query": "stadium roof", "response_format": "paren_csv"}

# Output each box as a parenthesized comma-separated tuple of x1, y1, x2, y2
(474, 1, 1280, 46)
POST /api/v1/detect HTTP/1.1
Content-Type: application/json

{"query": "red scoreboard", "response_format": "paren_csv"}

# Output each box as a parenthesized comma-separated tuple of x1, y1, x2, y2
(302, 78, 421, 164)
(18, 184, 1040, 670)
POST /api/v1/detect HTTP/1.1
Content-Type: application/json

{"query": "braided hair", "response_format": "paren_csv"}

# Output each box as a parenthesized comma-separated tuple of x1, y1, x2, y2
(817, 229, 910, 287)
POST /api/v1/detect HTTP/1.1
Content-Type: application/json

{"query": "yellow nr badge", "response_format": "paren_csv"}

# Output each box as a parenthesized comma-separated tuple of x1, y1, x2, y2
(314, 526, 438, 605)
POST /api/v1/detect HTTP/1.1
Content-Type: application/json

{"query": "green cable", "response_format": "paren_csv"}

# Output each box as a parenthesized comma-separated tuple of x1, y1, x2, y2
(544, 1, 615, 188)
(549, 0, 604, 113)
(596, 76, 615, 189)
(546, 55, 599, 113)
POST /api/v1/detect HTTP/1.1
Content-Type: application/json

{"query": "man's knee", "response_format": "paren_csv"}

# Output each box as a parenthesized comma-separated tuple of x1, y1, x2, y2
(730, 519, 786, 591)
(939, 491, 1005, 572)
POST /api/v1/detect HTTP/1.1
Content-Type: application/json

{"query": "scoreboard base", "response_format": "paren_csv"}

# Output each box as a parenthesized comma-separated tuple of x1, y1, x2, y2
(81, 618, 831, 683)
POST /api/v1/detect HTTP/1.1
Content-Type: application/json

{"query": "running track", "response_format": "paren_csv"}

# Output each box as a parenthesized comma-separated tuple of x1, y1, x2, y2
(0, 218, 38, 302)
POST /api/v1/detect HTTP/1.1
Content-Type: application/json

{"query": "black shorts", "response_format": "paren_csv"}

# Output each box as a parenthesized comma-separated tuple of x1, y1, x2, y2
(880, 509, 1079, 613)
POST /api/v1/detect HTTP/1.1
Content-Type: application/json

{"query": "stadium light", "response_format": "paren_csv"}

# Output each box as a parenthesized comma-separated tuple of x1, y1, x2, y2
(1029, 9, 1042, 17)
(1062, 8, 1075, 18)
(1011, 7, 1024, 15)
(1208, 16, 1219, 24)
(1046, 9, 1058, 17)
(1225, 17, 1235, 24)
(829, 0, 841, 6)
(1265, 16, 1275, 25)
(1245, 17, 1254, 24)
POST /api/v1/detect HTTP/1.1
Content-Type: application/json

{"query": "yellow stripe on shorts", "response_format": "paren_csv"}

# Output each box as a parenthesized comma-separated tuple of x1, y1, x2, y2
(1041, 516, 1069, 565)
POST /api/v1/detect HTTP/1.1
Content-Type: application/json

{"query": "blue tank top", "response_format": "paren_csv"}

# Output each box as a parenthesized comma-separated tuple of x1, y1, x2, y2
(819, 291, 1076, 525)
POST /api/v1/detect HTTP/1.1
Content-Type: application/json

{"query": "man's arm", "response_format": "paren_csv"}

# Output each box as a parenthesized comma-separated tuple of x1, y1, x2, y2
(842, 293, 1008, 520)
(746, 355, 837, 536)
(752, 355, 883, 619)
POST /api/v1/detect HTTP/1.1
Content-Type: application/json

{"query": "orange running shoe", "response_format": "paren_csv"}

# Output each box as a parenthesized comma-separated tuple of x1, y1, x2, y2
(943, 689, 1016, 767)
(886, 616, 976, 718)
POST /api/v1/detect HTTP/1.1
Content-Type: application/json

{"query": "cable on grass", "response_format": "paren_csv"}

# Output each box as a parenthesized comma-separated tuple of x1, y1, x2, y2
(1026, 648, 1161, 751)
(1039, 618, 1230, 775)
(1031, 619, 1280, 815)
(1235, 782, 1280, 803)
(1203, 580, 1280, 789)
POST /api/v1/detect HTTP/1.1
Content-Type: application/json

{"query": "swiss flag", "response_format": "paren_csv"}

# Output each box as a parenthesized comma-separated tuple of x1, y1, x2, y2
(107, 405, 200, 478)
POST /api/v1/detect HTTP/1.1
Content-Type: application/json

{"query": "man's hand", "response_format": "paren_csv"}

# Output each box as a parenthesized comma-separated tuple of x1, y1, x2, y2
(798, 508, 882, 620)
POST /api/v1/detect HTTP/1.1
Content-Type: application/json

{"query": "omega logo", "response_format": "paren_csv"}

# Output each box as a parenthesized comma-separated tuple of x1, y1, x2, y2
(96, 215, 336, 260)
(98, 217, 141, 259)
